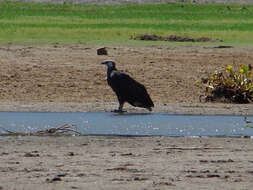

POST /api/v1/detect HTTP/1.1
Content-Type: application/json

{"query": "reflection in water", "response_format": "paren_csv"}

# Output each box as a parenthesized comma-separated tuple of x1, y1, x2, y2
(0, 112, 252, 137)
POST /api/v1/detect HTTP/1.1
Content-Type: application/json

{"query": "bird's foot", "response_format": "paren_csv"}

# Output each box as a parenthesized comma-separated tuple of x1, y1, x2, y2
(147, 107, 152, 111)
(112, 109, 127, 113)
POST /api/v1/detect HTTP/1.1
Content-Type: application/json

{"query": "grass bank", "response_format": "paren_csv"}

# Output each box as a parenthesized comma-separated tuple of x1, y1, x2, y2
(0, 2, 253, 45)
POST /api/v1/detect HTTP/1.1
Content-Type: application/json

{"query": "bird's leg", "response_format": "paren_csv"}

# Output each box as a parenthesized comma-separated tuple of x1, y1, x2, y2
(112, 102, 126, 113)
(118, 103, 124, 112)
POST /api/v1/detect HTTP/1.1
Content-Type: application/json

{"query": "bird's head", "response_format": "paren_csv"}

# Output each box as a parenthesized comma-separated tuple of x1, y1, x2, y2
(101, 61, 116, 69)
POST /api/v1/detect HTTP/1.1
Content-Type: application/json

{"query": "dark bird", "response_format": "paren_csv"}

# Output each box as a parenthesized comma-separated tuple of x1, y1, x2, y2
(101, 61, 154, 112)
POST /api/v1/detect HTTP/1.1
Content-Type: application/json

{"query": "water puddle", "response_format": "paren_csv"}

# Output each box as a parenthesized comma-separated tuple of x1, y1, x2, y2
(0, 112, 252, 137)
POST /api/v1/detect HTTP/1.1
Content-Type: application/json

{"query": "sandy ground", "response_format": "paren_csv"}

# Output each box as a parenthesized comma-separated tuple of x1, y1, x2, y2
(0, 44, 253, 189)
(1, 136, 253, 190)
(0, 43, 253, 115)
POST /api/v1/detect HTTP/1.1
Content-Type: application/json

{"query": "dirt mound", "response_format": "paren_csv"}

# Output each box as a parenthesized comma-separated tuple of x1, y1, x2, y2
(132, 34, 222, 42)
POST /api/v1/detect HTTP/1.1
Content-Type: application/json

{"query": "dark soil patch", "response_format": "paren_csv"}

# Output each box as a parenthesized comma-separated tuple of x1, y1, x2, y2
(132, 34, 223, 42)
(214, 45, 233, 48)
(200, 87, 253, 104)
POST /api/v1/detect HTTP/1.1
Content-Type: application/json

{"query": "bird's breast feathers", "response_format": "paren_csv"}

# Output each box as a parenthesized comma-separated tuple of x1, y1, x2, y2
(110, 70, 120, 78)
(109, 70, 128, 80)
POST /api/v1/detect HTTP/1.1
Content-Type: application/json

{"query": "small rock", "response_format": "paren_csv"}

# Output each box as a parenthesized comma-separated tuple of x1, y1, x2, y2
(225, 170, 236, 173)
(200, 170, 210, 173)
(224, 175, 230, 179)
(247, 170, 253, 174)
(133, 177, 149, 181)
(46, 177, 62, 183)
(0, 152, 9, 156)
(120, 153, 133, 156)
(207, 174, 220, 178)
(153, 181, 175, 186)
(57, 173, 67, 177)
(184, 170, 197, 173)
(67, 152, 75, 156)
(199, 160, 208, 163)
(186, 175, 205, 178)
(211, 159, 234, 163)
(76, 173, 86, 177)
(234, 178, 243, 182)
(111, 178, 125, 181)
(97, 47, 108, 55)
(24, 152, 40, 157)
(106, 167, 126, 171)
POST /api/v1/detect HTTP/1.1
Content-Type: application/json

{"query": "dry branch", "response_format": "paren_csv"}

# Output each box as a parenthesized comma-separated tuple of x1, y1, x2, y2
(0, 124, 81, 136)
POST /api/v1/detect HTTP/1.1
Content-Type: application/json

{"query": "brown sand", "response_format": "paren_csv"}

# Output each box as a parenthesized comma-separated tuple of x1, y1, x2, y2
(0, 44, 253, 189)
(1, 136, 253, 190)
(0, 44, 252, 114)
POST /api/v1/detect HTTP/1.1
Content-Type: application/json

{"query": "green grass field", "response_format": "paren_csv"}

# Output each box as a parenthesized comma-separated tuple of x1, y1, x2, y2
(1, 2, 253, 45)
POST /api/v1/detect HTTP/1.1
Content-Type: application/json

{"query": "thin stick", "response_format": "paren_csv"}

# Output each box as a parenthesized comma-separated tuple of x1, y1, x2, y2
(164, 147, 223, 150)
(0, 124, 81, 136)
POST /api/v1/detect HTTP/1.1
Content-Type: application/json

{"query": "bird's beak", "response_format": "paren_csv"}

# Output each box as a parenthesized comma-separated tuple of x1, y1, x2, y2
(101, 61, 107, 65)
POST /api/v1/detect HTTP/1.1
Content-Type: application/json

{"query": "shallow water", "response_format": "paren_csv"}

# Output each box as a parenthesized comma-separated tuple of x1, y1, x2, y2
(0, 112, 252, 137)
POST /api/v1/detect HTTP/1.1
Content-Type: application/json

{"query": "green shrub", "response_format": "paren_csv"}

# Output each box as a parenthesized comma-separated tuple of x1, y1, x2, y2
(199, 64, 253, 103)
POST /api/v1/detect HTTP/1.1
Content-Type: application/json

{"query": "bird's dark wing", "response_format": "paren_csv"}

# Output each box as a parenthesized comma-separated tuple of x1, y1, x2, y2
(108, 71, 154, 108)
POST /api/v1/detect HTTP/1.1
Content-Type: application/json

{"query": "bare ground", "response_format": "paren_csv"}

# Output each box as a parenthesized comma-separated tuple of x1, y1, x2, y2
(0, 43, 252, 115)
(1, 44, 253, 189)
(1, 136, 253, 190)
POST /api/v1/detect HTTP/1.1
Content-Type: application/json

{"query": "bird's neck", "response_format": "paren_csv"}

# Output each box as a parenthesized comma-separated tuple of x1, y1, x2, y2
(107, 67, 116, 79)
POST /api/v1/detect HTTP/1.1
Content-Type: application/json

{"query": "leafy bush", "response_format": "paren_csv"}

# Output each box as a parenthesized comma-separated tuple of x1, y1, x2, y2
(199, 64, 253, 103)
